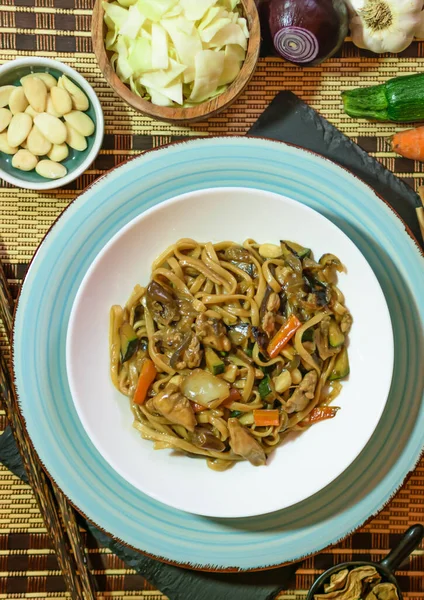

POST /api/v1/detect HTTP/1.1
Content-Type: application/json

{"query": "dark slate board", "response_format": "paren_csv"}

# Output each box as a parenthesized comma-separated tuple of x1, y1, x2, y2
(248, 91, 422, 246)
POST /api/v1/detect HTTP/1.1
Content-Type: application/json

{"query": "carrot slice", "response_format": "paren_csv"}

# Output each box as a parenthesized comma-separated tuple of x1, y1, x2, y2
(133, 358, 157, 405)
(253, 409, 279, 427)
(191, 402, 207, 413)
(391, 126, 424, 161)
(305, 406, 339, 424)
(267, 314, 302, 358)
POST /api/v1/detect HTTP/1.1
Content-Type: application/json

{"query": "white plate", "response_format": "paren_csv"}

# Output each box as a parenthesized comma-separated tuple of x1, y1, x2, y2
(66, 187, 394, 518)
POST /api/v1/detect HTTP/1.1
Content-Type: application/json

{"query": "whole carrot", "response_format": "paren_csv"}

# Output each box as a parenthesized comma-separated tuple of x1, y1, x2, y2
(391, 126, 424, 161)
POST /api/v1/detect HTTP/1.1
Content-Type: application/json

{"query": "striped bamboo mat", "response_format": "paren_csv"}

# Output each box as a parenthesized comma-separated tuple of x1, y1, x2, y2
(0, 1, 423, 597)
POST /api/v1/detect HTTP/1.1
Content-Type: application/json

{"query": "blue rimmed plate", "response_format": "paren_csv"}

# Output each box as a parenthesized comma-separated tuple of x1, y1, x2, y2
(13, 137, 424, 571)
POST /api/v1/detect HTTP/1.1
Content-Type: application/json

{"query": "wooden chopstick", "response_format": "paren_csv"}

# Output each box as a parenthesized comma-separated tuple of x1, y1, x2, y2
(0, 260, 96, 600)
(417, 188, 424, 243)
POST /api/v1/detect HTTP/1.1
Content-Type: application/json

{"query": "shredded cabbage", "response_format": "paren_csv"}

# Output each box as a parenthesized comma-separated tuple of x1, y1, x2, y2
(103, 0, 248, 107)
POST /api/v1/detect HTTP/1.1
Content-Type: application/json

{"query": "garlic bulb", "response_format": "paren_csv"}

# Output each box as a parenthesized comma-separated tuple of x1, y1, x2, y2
(346, 0, 424, 53)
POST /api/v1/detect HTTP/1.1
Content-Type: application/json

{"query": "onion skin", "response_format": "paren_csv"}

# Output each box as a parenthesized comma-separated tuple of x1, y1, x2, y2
(266, 0, 348, 66)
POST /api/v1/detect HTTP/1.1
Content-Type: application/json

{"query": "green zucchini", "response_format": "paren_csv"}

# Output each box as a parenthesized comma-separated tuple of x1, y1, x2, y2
(120, 322, 138, 363)
(329, 346, 349, 381)
(283, 240, 311, 258)
(230, 410, 243, 418)
(205, 347, 225, 375)
(328, 320, 345, 348)
(258, 375, 275, 401)
(342, 73, 424, 122)
(302, 328, 314, 343)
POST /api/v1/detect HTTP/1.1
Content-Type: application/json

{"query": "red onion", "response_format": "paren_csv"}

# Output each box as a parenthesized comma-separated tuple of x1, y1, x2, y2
(266, 0, 348, 66)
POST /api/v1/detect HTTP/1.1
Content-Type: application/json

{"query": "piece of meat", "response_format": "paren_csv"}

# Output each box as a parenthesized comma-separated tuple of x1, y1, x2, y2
(194, 313, 231, 352)
(176, 334, 203, 370)
(285, 371, 318, 414)
(227, 418, 266, 466)
(152, 384, 196, 431)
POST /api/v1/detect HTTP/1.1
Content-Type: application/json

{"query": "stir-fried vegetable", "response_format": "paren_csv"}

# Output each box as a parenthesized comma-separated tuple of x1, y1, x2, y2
(267, 314, 302, 358)
(103, 0, 249, 107)
(253, 409, 279, 427)
(304, 405, 339, 424)
(110, 237, 352, 471)
(181, 369, 230, 407)
(133, 358, 157, 405)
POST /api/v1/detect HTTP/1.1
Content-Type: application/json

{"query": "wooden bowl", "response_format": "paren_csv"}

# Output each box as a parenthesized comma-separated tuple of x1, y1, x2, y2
(91, 0, 260, 123)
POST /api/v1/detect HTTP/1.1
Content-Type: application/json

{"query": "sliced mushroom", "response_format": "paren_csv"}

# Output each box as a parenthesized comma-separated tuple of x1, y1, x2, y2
(152, 384, 196, 432)
(251, 326, 269, 354)
(146, 280, 180, 325)
(191, 427, 225, 452)
(223, 246, 252, 263)
(286, 371, 318, 414)
(227, 418, 266, 466)
(169, 332, 192, 369)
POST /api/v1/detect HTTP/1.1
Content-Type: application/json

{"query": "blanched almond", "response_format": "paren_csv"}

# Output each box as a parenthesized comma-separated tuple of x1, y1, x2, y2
(34, 112, 67, 145)
(0, 132, 18, 154)
(50, 86, 72, 116)
(7, 113, 33, 147)
(65, 122, 87, 151)
(9, 87, 29, 114)
(258, 243, 283, 259)
(12, 149, 38, 171)
(47, 143, 69, 162)
(21, 72, 57, 90)
(0, 85, 15, 108)
(25, 105, 39, 117)
(0, 108, 12, 133)
(33, 72, 57, 90)
(22, 76, 47, 113)
(27, 125, 52, 156)
(61, 75, 89, 111)
(46, 94, 61, 118)
(64, 111, 94, 137)
(36, 159, 67, 179)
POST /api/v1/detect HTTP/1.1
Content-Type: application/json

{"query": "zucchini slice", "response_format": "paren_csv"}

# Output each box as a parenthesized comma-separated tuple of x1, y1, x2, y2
(205, 347, 225, 375)
(258, 374, 276, 401)
(120, 322, 138, 363)
(328, 320, 345, 348)
(283, 240, 311, 259)
(329, 346, 350, 380)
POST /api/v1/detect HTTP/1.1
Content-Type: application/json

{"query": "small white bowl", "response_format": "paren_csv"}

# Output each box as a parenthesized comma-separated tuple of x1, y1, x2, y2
(0, 57, 104, 190)
(66, 187, 394, 518)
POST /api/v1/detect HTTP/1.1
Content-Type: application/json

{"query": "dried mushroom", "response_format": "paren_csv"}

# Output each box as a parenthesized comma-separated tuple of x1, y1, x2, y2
(324, 569, 349, 593)
(314, 566, 381, 600)
(314, 566, 399, 600)
(366, 583, 399, 600)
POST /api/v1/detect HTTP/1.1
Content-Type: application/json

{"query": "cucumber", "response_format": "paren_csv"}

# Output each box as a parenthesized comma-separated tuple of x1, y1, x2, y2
(328, 320, 345, 348)
(205, 347, 225, 375)
(119, 322, 138, 363)
(329, 346, 349, 380)
(342, 73, 424, 122)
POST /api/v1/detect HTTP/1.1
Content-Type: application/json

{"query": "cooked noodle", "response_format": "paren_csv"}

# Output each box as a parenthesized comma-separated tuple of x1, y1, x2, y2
(110, 239, 352, 470)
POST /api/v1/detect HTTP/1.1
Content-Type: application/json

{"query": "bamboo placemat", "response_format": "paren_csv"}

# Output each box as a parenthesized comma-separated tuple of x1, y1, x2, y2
(0, 1, 423, 597)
